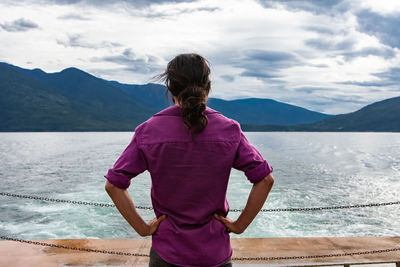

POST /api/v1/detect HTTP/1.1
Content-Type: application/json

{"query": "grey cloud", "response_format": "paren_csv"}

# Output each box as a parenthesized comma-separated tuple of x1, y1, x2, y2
(20, 0, 219, 19)
(285, 86, 379, 114)
(256, 0, 347, 15)
(0, 18, 39, 32)
(240, 71, 279, 79)
(220, 75, 235, 82)
(294, 87, 335, 94)
(91, 48, 163, 74)
(56, 34, 122, 49)
(234, 49, 300, 80)
(375, 67, 400, 83)
(48, 0, 81, 3)
(308, 97, 367, 108)
(338, 81, 393, 87)
(244, 50, 295, 62)
(305, 36, 396, 62)
(342, 47, 395, 61)
(304, 26, 336, 35)
(338, 68, 400, 87)
(356, 9, 400, 49)
(8, 0, 197, 8)
(56, 34, 97, 48)
(176, 6, 221, 16)
(365, 88, 383, 93)
(305, 38, 356, 51)
(318, 95, 368, 106)
(308, 63, 329, 68)
(191, 7, 219, 12)
(278, 92, 371, 114)
(122, 48, 134, 58)
(57, 13, 91, 20)
(91, 0, 197, 6)
(134, 6, 220, 19)
(289, 93, 368, 111)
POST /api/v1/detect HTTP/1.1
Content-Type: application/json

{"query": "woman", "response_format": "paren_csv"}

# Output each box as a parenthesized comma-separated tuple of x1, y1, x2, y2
(104, 53, 274, 267)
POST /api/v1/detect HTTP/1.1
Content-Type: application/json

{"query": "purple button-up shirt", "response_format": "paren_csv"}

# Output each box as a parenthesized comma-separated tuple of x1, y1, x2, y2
(105, 105, 273, 267)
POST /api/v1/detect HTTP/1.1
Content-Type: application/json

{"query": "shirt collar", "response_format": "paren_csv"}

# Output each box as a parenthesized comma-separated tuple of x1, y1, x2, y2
(154, 105, 220, 117)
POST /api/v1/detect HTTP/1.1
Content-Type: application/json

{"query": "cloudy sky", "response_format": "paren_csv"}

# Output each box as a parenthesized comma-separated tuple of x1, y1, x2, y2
(0, 0, 399, 114)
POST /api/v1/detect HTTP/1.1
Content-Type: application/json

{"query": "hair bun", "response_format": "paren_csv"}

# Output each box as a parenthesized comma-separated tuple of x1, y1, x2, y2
(177, 86, 207, 112)
(177, 86, 208, 141)
(156, 53, 211, 142)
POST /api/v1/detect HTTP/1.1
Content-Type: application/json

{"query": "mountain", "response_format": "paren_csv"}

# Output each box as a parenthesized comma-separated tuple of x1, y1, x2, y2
(0, 62, 155, 131)
(105, 81, 173, 109)
(0, 63, 78, 131)
(107, 81, 331, 125)
(242, 96, 400, 132)
(299, 96, 400, 131)
(207, 97, 331, 125)
(1, 62, 396, 132)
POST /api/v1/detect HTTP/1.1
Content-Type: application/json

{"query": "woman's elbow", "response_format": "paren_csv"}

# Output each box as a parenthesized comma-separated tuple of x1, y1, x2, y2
(264, 173, 274, 188)
(105, 180, 118, 192)
(254, 173, 274, 189)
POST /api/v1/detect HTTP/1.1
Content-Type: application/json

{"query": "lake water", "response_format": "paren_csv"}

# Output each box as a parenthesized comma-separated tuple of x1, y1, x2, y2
(0, 132, 399, 240)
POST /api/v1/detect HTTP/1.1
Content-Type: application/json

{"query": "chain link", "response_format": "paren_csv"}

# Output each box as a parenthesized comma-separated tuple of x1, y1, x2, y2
(1, 235, 399, 261)
(1, 192, 399, 212)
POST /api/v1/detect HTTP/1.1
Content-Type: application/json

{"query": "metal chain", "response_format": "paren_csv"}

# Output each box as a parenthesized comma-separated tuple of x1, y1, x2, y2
(1, 235, 399, 261)
(241, 201, 400, 212)
(0, 192, 152, 210)
(2, 193, 399, 261)
(231, 247, 400, 261)
(1, 192, 399, 212)
(0, 235, 148, 257)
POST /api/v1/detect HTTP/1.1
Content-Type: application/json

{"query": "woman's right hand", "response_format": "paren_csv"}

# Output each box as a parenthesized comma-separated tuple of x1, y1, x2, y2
(214, 213, 244, 234)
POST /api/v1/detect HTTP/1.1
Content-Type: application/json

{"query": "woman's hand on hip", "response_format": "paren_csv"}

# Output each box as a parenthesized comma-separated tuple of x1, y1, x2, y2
(139, 215, 168, 237)
(214, 213, 244, 234)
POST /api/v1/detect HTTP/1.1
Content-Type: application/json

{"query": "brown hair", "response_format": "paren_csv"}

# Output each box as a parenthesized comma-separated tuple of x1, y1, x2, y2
(157, 53, 211, 142)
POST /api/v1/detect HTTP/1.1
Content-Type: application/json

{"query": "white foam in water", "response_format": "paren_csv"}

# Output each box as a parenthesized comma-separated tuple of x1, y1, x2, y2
(19, 203, 72, 213)
(0, 132, 399, 240)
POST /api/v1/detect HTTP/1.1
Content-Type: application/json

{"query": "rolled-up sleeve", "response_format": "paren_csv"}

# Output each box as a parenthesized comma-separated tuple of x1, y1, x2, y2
(232, 127, 273, 184)
(104, 127, 147, 189)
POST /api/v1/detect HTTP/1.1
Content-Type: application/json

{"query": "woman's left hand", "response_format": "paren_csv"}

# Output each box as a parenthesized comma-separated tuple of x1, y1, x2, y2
(139, 215, 168, 236)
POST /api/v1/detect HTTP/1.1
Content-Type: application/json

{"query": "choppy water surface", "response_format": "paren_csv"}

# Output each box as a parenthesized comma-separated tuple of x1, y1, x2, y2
(0, 132, 399, 240)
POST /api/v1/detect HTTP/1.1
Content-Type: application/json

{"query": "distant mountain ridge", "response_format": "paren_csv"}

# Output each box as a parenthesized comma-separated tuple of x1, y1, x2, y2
(241, 96, 400, 132)
(106, 80, 331, 126)
(295, 96, 400, 132)
(207, 97, 331, 126)
(0, 62, 398, 131)
(0, 63, 156, 131)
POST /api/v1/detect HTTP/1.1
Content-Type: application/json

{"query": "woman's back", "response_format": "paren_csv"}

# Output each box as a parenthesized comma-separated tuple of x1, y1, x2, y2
(105, 53, 274, 267)
(106, 104, 272, 266)
(142, 105, 237, 225)
(143, 105, 237, 265)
